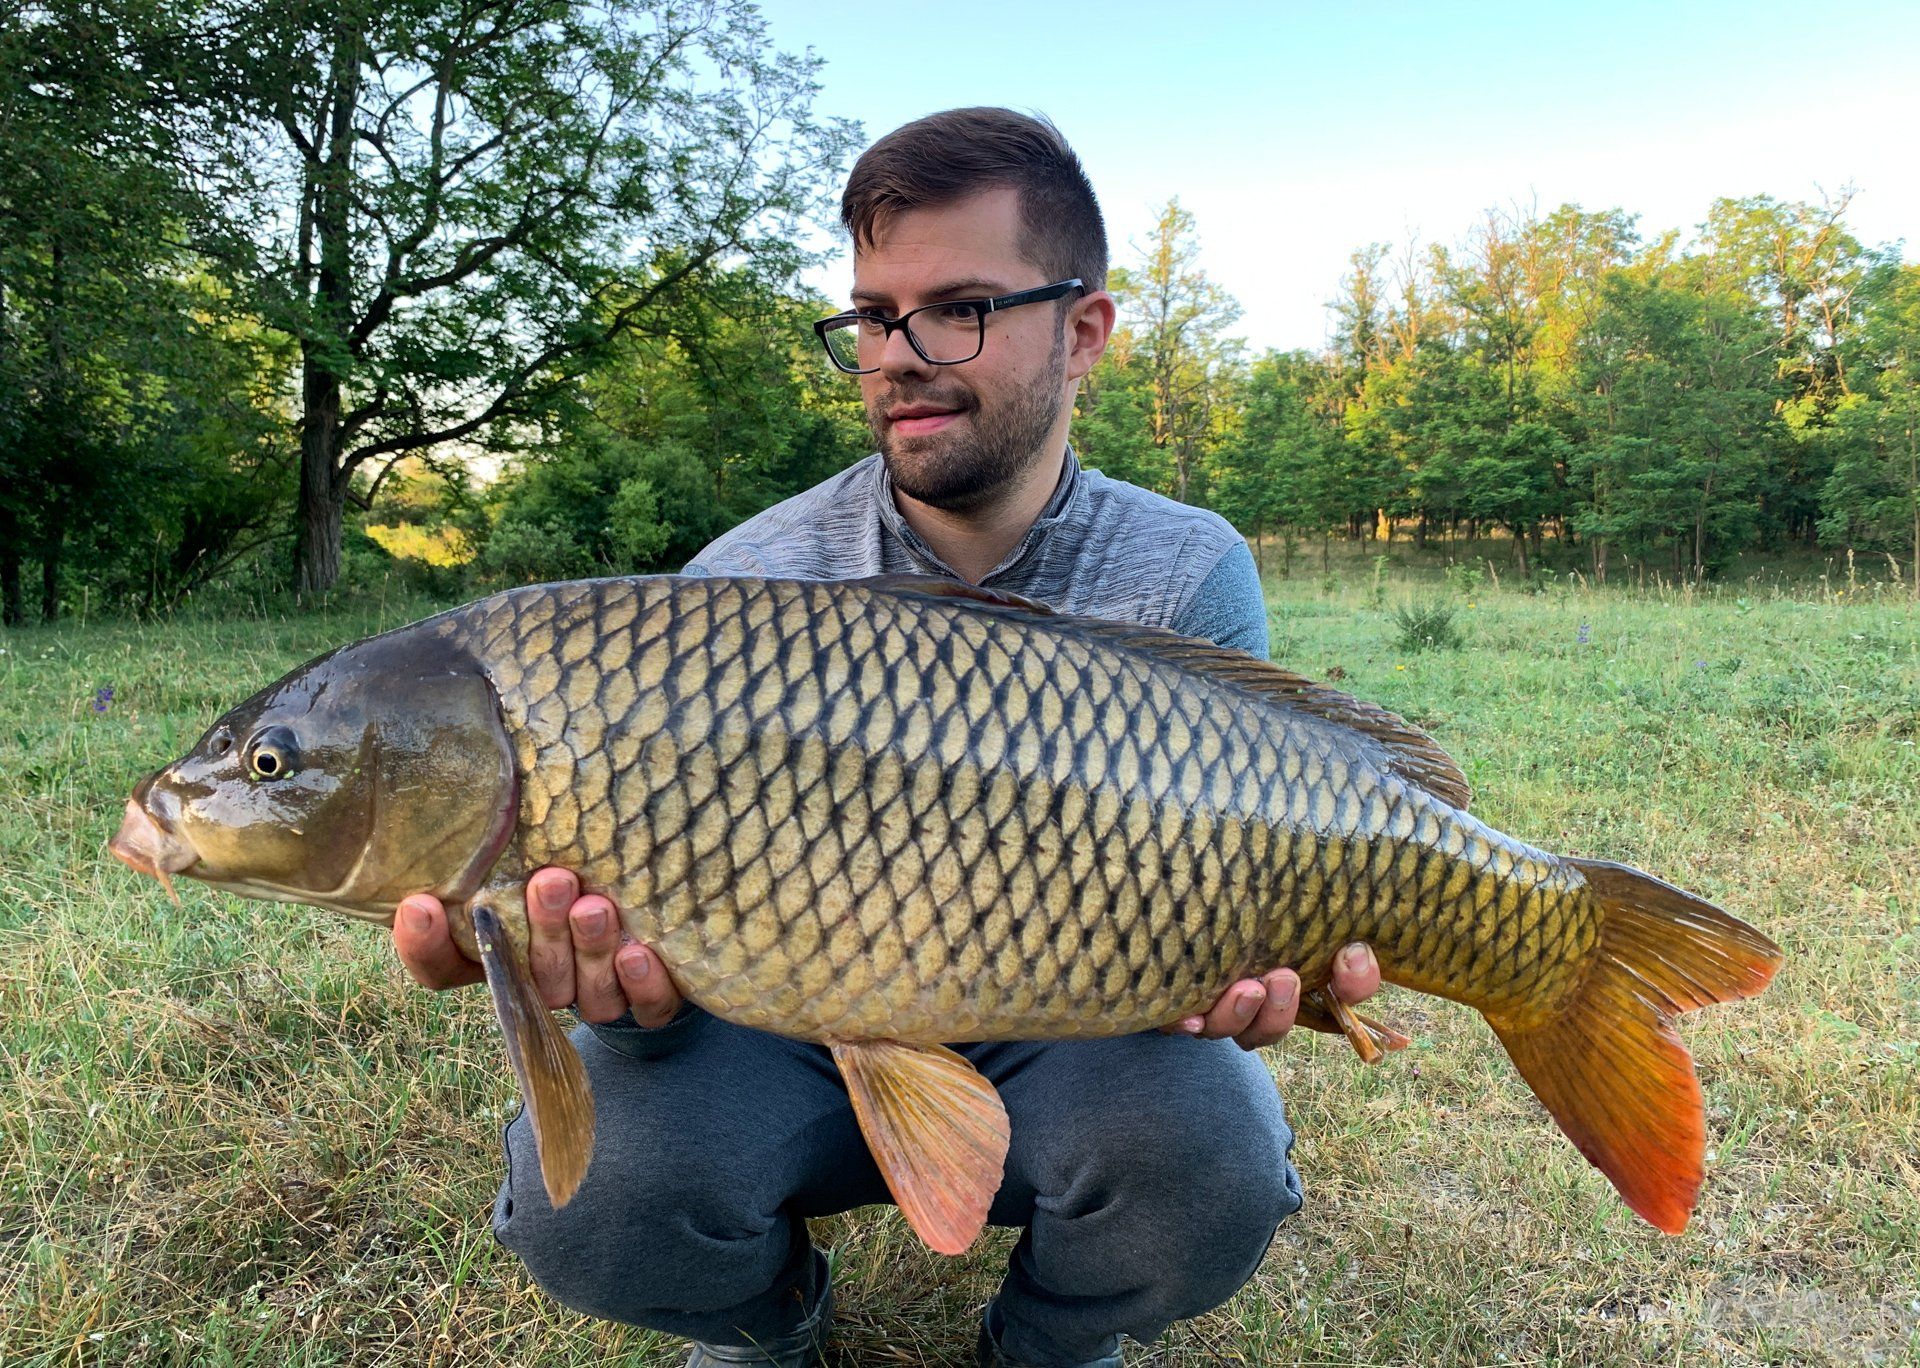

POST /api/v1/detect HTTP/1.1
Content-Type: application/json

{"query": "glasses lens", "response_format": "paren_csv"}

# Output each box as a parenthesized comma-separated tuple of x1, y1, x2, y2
(820, 320, 866, 372)
(908, 304, 984, 363)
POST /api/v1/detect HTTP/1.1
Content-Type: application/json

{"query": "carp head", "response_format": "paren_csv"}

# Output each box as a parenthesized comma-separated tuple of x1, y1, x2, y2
(109, 629, 517, 924)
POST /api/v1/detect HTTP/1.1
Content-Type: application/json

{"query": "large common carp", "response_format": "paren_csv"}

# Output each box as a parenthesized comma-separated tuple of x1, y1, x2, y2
(109, 575, 1781, 1253)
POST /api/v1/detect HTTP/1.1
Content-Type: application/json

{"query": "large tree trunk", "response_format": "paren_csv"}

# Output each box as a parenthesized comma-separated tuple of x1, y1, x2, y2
(1, 540, 21, 626)
(39, 514, 63, 623)
(294, 359, 346, 594)
(290, 25, 365, 595)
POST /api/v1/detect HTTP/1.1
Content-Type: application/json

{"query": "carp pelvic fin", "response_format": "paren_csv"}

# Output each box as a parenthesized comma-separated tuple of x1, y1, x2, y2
(831, 1040, 1010, 1256)
(1488, 859, 1782, 1235)
(473, 901, 596, 1208)
(1298, 987, 1412, 1064)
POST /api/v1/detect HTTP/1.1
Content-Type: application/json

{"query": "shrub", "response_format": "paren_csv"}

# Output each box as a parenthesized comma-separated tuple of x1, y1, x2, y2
(1392, 599, 1466, 652)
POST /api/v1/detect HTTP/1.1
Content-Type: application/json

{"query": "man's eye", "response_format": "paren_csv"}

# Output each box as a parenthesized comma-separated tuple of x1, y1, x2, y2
(931, 304, 979, 324)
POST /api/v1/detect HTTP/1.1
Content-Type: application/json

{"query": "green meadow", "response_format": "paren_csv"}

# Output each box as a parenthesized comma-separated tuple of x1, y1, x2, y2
(3, 555, 1916, 1366)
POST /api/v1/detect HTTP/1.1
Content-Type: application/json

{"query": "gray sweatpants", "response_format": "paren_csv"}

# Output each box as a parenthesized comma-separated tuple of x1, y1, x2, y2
(492, 1009, 1302, 1366)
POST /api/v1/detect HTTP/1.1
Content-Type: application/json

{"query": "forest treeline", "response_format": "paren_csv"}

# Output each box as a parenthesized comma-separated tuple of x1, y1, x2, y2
(1083, 199, 1919, 592)
(3, 0, 1916, 624)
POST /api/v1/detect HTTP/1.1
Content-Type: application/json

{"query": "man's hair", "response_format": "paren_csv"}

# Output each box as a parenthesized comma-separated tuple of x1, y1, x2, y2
(841, 108, 1108, 293)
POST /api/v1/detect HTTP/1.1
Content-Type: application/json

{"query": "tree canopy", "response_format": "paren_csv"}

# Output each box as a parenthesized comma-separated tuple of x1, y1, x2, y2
(2, 10, 1915, 617)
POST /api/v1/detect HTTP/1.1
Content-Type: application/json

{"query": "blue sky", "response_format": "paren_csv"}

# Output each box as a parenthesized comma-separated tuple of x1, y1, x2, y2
(751, 0, 1920, 352)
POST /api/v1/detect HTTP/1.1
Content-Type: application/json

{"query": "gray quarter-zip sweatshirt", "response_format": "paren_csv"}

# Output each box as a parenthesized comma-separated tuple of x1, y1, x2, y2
(682, 449, 1269, 659)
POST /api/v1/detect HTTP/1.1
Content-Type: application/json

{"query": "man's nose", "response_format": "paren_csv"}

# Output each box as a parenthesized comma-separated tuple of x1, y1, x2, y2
(877, 322, 936, 382)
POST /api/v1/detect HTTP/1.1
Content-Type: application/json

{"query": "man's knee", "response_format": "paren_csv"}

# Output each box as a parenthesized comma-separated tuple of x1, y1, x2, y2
(489, 1023, 824, 1325)
(1016, 1040, 1302, 1307)
(493, 1106, 798, 1324)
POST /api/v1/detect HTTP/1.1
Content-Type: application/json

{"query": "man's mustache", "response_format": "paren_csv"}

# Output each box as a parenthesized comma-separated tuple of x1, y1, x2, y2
(873, 386, 978, 416)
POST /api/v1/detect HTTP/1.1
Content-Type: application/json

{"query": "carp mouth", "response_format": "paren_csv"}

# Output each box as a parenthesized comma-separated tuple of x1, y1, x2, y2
(108, 785, 198, 903)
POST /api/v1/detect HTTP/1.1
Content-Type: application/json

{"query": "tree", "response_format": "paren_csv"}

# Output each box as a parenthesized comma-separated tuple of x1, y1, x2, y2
(1819, 263, 1920, 597)
(0, 0, 268, 621)
(187, 0, 856, 591)
(1074, 331, 1166, 491)
(1569, 267, 1773, 580)
(1113, 199, 1242, 503)
(1217, 350, 1343, 574)
(471, 272, 868, 578)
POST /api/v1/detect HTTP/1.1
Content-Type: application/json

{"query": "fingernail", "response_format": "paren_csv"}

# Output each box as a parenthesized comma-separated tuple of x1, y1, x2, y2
(1233, 987, 1264, 1021)
(537, 877, 572, 913)
(1179, 1017, 1203, 1035)
(400, 899, 431, 936)
(1340, 944, 1369, 974)
(576, 906, 607, 936)
(1271, 976, 1296, 1009)
(625, 947, 651, 979)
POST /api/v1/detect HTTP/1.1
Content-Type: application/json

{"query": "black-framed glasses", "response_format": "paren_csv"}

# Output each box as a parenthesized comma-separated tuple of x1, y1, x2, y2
(813, 278, 1084, 375)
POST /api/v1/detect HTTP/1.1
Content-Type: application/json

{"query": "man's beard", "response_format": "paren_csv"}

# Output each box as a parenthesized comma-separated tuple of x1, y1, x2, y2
(869, 331, 1067, 513)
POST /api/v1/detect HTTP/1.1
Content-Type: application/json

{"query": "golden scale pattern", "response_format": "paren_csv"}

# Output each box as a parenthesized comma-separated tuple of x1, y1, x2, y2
(452, 577, 1599, 1042)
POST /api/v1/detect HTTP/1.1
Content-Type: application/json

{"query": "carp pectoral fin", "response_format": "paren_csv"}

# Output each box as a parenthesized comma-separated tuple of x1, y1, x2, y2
(831, 1040, 1010, 1257)
(1488, 858, 1781, 1235)
(473, 903, 596, 1208)
(1299, 988, 1411, 1065)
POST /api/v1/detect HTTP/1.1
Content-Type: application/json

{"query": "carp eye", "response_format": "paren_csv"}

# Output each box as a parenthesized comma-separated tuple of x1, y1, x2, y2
(246, 726, 299, 780)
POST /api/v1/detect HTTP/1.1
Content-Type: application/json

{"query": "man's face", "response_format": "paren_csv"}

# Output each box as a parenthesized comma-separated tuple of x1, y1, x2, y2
(851, 187, 1095, 512)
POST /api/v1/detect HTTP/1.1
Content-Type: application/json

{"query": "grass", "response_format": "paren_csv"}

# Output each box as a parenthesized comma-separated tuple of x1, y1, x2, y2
(3, 550, 1917, 1366)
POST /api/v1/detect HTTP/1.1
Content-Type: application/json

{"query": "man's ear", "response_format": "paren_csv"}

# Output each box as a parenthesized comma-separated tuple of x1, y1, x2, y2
(1064, 289, 1118, 383)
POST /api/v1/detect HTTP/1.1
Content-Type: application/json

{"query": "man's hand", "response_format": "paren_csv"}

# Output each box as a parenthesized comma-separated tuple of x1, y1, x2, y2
(1164, 943, 1382, 1051)
(392, 868, 684, 1027)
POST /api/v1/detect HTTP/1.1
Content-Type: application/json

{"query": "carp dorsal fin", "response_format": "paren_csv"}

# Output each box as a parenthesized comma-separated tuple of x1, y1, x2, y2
(831, 1039, 1010, 1256)
(1087, 633, 1474, 811)
(471, 901, 596, 1207)
(853, 575, 1470, 810)
(854, 574, 1055, 615)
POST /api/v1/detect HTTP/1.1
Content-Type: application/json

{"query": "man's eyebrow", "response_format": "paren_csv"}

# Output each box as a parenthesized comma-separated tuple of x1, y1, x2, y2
(851, 277, 1009, 306)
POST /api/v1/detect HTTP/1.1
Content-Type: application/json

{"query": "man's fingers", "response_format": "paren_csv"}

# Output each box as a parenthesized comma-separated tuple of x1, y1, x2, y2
(1329, 942, 1381, 1004)
(569, 895, 627, 1023)
(615, 942, 684, 1028)
(393, 894, 482, 990)
(525, 867, 579, 1009)
(1233, 969, 1302, 1050)
(1194, 979, 1268, 1040)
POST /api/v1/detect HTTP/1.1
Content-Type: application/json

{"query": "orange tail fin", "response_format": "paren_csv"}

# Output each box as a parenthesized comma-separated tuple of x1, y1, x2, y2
(1488, 859, 1782, 1234)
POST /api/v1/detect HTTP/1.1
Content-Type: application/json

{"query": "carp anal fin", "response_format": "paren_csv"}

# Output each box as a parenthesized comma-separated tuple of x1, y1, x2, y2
(1298, 987, 1412, 1064)
(1487, 859, 1781, 1234)
(473, 902, 597, 1208)
(831, 1040, 1010, 1256)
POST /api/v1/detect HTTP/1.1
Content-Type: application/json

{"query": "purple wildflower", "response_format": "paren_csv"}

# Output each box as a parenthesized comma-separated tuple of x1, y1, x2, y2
(1576, 622, 1591, 645)
(92, 686, 114, 714)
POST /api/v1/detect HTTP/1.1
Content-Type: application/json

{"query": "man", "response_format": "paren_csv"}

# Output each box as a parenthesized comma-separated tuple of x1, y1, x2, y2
(394, 108, 1381, 1367)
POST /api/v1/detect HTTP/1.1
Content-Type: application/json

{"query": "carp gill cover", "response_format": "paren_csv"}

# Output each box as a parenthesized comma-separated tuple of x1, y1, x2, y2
(109, 574, 1783, 1254)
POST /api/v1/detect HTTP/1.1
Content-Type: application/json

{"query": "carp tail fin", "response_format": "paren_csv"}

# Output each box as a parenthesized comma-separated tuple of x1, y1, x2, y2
(832, 1040, 1009, 1256)
(1487, 859, 1781, 1234)
(473, 902, 596, 1208)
